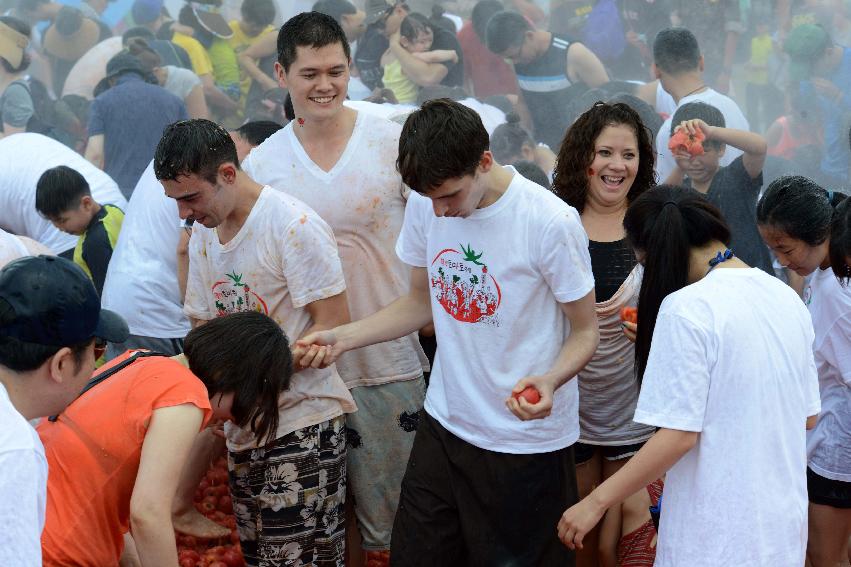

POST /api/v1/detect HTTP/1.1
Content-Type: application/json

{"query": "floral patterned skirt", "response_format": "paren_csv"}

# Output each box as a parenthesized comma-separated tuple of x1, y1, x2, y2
(228, 416, 347, 567)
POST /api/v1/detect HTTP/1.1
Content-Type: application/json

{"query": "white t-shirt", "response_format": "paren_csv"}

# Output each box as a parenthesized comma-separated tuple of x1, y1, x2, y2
(61, 37, 123, 99)
(0, 134, 127, 254)
(162, 65, 201, 101)
(655, 88, 750, 181)
(804, 267, 851, 481)
(0, 228, 30, 269)
(634, 268, 820, 567)
(101, 161, 190, 339)
(184, 187, 356, 450)
(396, 169, 594, 454)
(0, 383, 47, 567)
(243, 111, 428, 388)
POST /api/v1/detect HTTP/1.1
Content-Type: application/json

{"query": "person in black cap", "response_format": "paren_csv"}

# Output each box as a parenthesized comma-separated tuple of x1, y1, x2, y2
(85, 51, 188, 199)
(0, 254, 127, 565)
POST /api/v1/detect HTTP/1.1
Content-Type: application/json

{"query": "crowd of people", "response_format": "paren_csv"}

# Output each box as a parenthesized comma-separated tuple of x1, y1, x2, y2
(0, 0, 850, 566)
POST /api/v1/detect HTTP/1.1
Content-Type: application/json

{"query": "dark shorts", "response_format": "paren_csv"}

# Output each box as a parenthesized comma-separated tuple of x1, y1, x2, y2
(808, 467, 851, 509)
(390, 410, 577, 567)
(574, 441, 646, 465)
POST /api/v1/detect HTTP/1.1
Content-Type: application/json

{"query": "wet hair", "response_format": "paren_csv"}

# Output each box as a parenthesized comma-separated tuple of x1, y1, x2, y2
(126, 37, 162, 70)
(670, 101, 725, 150)
(0, 16, 31, 73)
(277, 11, 350, 72)
(490, 113, 534, 164)
(235, 120, 283, 146)
(312, 0, 356, 25)
(830, 197, 851, 282)
(241, 0, 276, 27)
(35, 166, 92, 219)
(154, 119, 240, 183)
(623, 185, 731, 382)
(122, 26, 155, 44)
(183, 311, 292, 445)
(472, 0, 503, 42)
(653, 27, 701, 76)
(757, 174, 847, 248)
(397, 98, 490, 192)
(400, 12, 429, 43)
(552, 102, 656, 213)
(429, 4, 455, 33)
(485, 10, 529, 55)
(55, 6, 84, 37)
(514, 159, 550, 188)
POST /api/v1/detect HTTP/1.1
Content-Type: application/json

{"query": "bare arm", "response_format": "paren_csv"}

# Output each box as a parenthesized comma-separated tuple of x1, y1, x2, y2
(597, 503, 622, 567)
(677, 119, 767, 179)
(184, 84, 209, 119)
(295, 267, 432, 367)
(303, 291, 351, 337)
(238, 30, 279, 93)
(558, 428, 699, 550)
(389, 34, 449, 87)
(506, 289, 599, 421)
(412, 49, 458, 64)
(130, 404, 205, 566)
(177, 229, 191, 302)
(567, 43, 609, 88)
(200, 74, 239, 113)
(806, 414, 818, 430)
(764, 119, 782, 147)
(85, 134, 105, 169)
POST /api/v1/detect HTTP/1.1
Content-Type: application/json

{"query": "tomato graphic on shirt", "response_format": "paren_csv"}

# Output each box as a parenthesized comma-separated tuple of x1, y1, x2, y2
(430, 244, 501, 323)
(212, 271, 269, 316)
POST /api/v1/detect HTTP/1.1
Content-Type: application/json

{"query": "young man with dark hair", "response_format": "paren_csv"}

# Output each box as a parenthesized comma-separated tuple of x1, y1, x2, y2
(456, 0, 519, 98)
(35, 165, 124, 296)
(243, 12, 430, 565)
(0, 254, 127, 565)
(354, 0, 409, 90)
(485, 10, 609, 149)
(298, 98, 600, 565)
(156, 118, 355, 564)
(651, 27, 749, 181)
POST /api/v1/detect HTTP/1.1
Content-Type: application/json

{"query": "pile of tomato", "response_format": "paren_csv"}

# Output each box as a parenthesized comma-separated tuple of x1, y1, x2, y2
(176, 457, 245, 567)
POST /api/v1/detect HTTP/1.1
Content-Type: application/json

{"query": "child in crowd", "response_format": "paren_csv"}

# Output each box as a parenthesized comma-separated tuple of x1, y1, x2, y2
(35, 165, 124, 296)
(664, 101, 774, 275)
(382, 15, 457, 104)
(490, 113, 557, 179)
(766, 88, 822, 164)
(745, 19, 774, 132)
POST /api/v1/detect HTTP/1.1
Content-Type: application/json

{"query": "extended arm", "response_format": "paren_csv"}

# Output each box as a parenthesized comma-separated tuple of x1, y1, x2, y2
(237, 31, 279, 93)
(389, 35, 449, 87)
(184, 84, 209, 119)
(85, 134, 105, 169)
(566, 42, 609, 88)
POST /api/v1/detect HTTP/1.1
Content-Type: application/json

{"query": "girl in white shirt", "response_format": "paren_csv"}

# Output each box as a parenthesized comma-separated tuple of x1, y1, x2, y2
(757, 175, 851, 567)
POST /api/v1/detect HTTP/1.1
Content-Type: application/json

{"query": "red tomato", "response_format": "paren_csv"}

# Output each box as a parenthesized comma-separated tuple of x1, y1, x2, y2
(512, 386, 541, 404)
(200, 498, 217, 513)
(620, 306, 638, 324)
(179, 558, 195, 567)
(218, 495, 233, 514)
(209, 562, 228, 567)
(221, 548, 244, 567)
(230, 530, 241, 544)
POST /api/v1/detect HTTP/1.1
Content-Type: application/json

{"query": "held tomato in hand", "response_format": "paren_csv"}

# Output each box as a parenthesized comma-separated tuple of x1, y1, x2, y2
(512, 386, 541, 405)
(620, 307, 638, 324)
(668, 128, 705, 157)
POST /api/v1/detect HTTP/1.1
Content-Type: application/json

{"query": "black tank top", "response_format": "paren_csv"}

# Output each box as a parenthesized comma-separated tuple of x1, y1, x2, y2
(588, 238, 637, 303)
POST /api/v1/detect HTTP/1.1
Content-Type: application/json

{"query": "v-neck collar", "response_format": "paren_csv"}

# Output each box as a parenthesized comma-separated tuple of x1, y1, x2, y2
(287, 110, 364, 181)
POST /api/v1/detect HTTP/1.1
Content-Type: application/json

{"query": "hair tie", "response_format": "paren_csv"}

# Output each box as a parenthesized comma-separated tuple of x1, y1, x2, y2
(663, 200, 678, 208)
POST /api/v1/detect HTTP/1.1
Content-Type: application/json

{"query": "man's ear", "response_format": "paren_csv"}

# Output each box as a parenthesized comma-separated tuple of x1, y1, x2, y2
(274, 61, 288, 89)
(218, 162, 239, 184)
(47, 347, 75, 385)
(479, 150, 495, 172)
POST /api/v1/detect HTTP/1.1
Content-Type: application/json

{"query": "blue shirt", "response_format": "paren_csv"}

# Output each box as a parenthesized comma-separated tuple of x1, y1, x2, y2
(88, 74, 188, 197)
(807, 47, 851, 182)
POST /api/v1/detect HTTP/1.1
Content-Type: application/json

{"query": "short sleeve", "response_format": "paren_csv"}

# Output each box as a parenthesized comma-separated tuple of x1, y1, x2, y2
(280, 213, 346, 308)
(0, 448, 45, 567)
(818, 313, 851, 389)
(724, 155, 762, 196)
(184, 228, 213, 320)
(634, 309, 713, 432)
(87, 98, 105, 136)
(395, 192, 429, 268)
(1, 83, 34, 128)
(655, 118, 676, 181)
(126, 360, 213, 436)
(536, 208, 594, 303)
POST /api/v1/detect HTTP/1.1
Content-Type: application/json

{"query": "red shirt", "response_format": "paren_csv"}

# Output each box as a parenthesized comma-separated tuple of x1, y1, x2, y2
(457, 21, 519, 98)
(38, 352, 212, 566)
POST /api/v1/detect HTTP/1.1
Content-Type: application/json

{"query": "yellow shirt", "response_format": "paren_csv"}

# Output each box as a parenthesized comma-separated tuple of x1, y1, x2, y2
(172, 32, 213, 77)
(228, 21, 275, 105)
(382, 59, 418, 104)
(749, 34, 772, 85)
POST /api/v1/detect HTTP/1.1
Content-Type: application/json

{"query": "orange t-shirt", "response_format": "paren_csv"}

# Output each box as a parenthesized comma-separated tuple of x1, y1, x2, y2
(37, 352, 212, 566)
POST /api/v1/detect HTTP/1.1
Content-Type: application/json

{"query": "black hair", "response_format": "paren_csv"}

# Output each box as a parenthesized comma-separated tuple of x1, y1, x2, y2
(472, 0, 503, 42)
(490, 112, 534, 164)
(54, 6, 84, 36)
(623, 185, 731, 382)
(277, 11, 350, 72)
(241, 0, 276, 27)
(429, 4, 455, 33)
(553, 101, 656, 213)
(154, 119, 240, 183)
(178, 4, 213, 45)
(122, 26, 156, 44)
(653, 27, 701, 76)
(416, 84, 468, 105)
(514, 159, 550, 188)
(830, 197, 851, 282)
(284, 90, 295, 120)
(400, 12, 429, 42)
(398, 98, 490, 192)
(311, 0, 356, 25)
(757, 175, 847, 247)
(670, 101, 725, 150)
(485, 10, 529, 55)
(0, 16, 31, 73)
(35, 166, 92, 219)
(184, 311, 292, 445)
(235, 120, 283, 146)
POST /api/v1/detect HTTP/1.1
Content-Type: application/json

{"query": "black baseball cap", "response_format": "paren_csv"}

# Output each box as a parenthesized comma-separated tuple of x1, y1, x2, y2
(0, 256, 128, 347)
